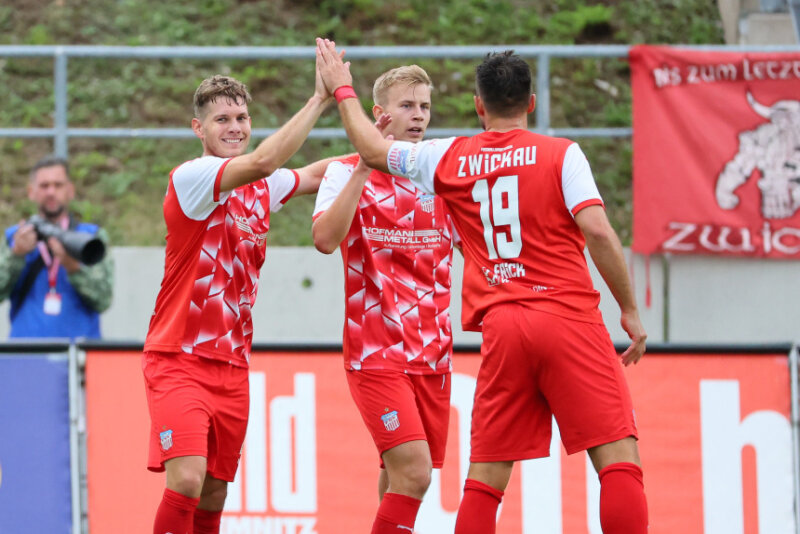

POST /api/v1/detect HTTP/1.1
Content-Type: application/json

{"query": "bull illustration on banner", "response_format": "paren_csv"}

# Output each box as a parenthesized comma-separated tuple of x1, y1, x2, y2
(716, 92, 800, 219)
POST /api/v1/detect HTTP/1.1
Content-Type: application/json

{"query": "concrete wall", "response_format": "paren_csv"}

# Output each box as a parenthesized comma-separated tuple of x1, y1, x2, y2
(0, 246, 796, 345)
(718, 0, 799, 44)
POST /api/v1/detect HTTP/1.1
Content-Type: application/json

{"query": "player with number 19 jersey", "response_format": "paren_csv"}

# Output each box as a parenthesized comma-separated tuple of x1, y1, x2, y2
(387, 129, 604, 331)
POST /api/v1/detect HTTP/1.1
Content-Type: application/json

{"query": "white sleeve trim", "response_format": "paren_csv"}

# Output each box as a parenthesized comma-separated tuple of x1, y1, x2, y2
(386, 137, 456, 194)
(562, 142, 602, 216)
(265, 168, 299, 212)
(313, 160, 355, 217)
(172, 157, 232, 221)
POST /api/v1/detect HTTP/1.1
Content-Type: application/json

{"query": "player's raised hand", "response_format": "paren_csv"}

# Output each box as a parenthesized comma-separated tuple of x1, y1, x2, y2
(315, 37, 352, 93)
(375, 113, 392, 137)
(620, 309, 647, 366)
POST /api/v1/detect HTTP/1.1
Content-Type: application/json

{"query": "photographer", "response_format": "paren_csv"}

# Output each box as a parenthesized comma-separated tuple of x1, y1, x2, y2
(0, 155, 114, 339)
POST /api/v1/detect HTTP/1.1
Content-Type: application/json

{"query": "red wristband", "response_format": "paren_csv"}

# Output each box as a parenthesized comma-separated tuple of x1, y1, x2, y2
(334, 85, 357, 103)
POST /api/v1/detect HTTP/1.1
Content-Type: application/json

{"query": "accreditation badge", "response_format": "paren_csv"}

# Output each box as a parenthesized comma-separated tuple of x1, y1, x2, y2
(43, 290, 62, 316)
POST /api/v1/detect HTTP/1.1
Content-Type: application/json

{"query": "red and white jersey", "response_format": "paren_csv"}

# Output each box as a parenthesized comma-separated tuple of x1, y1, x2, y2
(144, 156, 299, 367)
(314, 155, 456, 374)
(386, 130, 604, 331)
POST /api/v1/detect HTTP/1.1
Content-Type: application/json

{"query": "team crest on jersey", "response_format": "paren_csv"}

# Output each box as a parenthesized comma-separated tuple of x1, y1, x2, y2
(160, 429, 174, 451)
(419, 194, 435, 213)
(381, 410, 400, 431)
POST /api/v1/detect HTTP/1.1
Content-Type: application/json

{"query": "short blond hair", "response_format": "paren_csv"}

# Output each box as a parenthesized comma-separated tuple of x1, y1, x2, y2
(193, 75, 252, 118)
(372, 65, 432, 107)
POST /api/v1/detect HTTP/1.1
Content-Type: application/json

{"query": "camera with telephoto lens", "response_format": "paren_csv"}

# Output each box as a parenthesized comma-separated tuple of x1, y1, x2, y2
(28, 215, 106, 265)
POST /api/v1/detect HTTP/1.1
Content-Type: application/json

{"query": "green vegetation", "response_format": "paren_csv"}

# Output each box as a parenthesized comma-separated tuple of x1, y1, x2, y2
(0, 0, 723, 246)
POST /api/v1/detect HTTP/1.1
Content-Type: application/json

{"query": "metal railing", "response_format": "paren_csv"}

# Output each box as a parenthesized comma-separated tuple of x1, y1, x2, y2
(2, 44, 799, 157)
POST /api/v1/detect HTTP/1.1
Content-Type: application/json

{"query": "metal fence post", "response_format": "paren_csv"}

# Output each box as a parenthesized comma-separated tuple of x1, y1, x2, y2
(536, 53, 550, 134)
(68, 342, 83, 533)
(54, 47, 68, 158)
(790, 342, 800, 534)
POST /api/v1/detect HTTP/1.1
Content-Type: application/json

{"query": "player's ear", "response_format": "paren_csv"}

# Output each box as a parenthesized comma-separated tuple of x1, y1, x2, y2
(191, 117, 204, 140)
(527, 94, 536, 113)
(372, 104, 384, 121)
(474, 95, 486, 117)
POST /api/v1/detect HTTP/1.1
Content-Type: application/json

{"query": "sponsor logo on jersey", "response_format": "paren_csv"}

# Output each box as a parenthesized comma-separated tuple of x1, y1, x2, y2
(364, 227, 444, 249)
(482, 262, 526, 286)
(381, 410, 400, 431)
(159, 429, 174, 451)
(235, 215, 267, 244)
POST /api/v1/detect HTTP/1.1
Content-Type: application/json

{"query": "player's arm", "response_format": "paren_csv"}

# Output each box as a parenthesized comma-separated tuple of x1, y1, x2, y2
(312, 159, 370, 254)
(315, 38, 394, 173)
(218, 58, 335, 192)
(292, 156, 347, 197)
(575, 205, 646, 365)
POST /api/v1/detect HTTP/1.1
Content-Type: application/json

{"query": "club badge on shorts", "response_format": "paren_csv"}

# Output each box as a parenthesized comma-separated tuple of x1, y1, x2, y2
(160, 429, 174, 451)
(381, 410, 400, 431)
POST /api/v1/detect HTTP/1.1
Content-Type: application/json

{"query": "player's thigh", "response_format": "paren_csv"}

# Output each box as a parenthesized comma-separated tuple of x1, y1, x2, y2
(470, 305, 552, 462)
(540, 319, 637, 455)
(346, 370, 428, 465)
(143, 351, 215, 467)
(206, 364, 249, 482)
(411, 372, 451, 468)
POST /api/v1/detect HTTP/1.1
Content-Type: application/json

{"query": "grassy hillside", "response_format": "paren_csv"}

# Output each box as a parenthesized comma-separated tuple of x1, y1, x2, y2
(0, 0, 724, 246)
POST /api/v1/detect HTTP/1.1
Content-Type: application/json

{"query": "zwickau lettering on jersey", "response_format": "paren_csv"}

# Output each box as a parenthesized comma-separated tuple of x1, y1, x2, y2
(457, 146, 537, 177)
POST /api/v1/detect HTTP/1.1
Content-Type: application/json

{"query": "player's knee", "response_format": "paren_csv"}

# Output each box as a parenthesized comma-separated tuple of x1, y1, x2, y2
(168, 466, 206, 497)
(200, 482, 228, 511)
(399, 462, 432, 496)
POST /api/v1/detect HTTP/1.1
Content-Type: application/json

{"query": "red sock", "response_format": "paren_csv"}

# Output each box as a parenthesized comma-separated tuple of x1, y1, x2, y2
(193, 508, 223, 534)
(370, 492, 421, 533)
(454, 478, 504, 534)
(598, 462, 649, 534)
(153, 488, 199, 534)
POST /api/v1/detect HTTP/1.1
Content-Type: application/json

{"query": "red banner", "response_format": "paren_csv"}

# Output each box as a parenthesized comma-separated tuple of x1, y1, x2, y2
(630, 45, 800, 257)
(85, 349, 795, 533)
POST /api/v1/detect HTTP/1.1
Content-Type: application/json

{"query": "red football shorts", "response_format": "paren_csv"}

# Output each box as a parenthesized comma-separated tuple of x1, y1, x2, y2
(346, 369, 451, 468)
(470, 303, 637, 462)
(143, 351, 249, 482)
